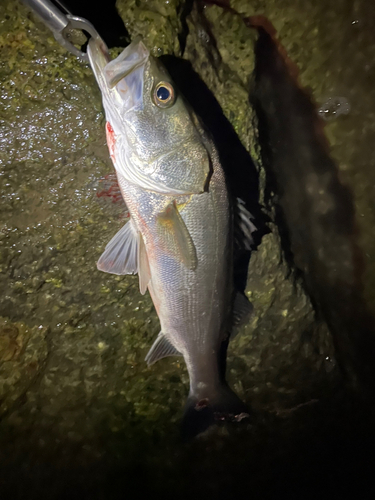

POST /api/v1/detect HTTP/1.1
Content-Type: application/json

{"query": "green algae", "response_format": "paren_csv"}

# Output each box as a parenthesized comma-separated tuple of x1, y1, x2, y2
(185, 4, 259, 157)
(0, 317, 48, 417)
(116, 0, 184, 56)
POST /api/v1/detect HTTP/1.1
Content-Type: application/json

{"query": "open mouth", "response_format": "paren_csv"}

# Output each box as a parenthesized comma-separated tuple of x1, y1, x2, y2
(103, 38, 149, 89)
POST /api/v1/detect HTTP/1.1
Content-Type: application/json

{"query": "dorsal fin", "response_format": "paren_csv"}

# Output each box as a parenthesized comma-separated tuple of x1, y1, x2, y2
(234, 198, 256, 251)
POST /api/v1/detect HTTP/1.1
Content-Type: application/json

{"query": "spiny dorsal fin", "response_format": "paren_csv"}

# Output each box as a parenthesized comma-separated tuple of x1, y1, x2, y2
(234, 198, 256, 251)
(145, 332, 182, 366)
(157, 201, 197, 270)
(97, 218, 138, 275)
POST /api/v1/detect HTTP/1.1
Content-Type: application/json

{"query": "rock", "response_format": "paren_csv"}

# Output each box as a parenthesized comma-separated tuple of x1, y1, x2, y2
(251, 20, 375, 397)
(0, 318, 48, 416)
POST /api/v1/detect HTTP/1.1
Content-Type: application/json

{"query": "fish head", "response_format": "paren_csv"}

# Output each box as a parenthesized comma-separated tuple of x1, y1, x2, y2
(88, 38, 211, 195)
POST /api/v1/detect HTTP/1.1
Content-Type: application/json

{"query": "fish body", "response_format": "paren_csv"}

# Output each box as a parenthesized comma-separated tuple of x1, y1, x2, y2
(88, 37, 250, 437)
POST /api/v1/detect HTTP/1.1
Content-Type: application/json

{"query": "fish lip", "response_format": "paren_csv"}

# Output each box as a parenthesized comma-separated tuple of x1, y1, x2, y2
(87, 37, 111, 72)
(87, 38, 112, 96)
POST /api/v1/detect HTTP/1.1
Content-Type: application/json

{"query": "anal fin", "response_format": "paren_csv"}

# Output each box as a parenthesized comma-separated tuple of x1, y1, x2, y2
(145, 332, 182, 366)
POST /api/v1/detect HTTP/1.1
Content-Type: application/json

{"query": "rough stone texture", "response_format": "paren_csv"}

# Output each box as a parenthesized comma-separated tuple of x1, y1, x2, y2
(0, 0, 373, 498)
(231, 0, 375, 291)
(239, 0, 375, 395)
(116, 0, 184, 56)
(0, 318, 48, 416)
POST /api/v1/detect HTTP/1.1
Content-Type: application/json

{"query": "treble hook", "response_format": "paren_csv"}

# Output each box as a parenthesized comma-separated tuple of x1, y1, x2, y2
(20, 0, 102, 61)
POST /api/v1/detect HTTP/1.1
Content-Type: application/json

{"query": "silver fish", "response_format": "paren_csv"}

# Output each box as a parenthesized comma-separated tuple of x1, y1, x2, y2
(88, 37, 253, 437)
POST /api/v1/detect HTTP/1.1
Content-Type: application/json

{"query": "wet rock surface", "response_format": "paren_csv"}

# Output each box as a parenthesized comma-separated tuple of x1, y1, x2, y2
(0, 0, 374, 498)
(0, 318, 48, 416)
(252, 24, 375, 398)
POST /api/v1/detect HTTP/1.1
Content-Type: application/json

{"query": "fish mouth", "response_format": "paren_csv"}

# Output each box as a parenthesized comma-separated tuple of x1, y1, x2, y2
(88, 37, 150, 93)
(104, 38, 149, 88)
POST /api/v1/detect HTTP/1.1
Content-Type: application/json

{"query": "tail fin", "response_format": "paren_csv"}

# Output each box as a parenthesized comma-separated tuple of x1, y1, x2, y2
(181, 385, 249, 440)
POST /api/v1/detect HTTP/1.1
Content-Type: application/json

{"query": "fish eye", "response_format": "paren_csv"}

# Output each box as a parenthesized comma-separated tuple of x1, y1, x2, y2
(153, 81, 175, 108)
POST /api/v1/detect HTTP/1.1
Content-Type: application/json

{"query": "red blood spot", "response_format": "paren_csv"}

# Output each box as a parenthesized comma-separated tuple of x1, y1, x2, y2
(106, 121, 116, 162)
(96, 173, 124, 205)
(195, 398, 209, 411)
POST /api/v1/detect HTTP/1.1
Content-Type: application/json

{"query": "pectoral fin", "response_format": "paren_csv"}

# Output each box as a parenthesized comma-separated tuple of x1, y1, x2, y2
(97, 218, 138, 275)
(145, 332, 182, 366)
(157, 201, 197, 270)
(97, 219, 151, 294)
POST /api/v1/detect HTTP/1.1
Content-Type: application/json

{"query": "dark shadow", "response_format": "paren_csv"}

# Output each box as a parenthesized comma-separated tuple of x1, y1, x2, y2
(56, 0, 130, 47)
(177, 0, 195, 56)
(250, 23, 375, 398)
(1, 387, 375, 499)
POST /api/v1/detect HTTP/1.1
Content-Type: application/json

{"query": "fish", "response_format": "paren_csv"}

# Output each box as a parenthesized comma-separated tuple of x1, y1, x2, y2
(87, 36, 254, 438)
